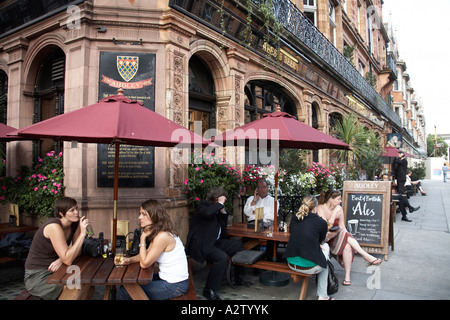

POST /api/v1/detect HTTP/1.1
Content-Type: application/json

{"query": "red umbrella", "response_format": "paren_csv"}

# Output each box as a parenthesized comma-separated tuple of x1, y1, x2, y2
(0, 123, 26, 141)
(212, 109, 351, 229)
(212, 110, 350, 150)
(382, 146, 413, 158)
(17, 92, 210, 249)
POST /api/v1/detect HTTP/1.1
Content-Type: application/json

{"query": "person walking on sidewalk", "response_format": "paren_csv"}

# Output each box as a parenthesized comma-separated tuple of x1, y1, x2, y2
(442, 163, 448, 183)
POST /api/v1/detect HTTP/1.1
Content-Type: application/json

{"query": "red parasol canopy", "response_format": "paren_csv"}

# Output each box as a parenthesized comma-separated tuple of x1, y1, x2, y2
(0, 123, 25, 141)
(16, 93, 210, 249)
(212, 110, 351, 150)
(382, 146, 413, 158)
(211, 109, 351, 231)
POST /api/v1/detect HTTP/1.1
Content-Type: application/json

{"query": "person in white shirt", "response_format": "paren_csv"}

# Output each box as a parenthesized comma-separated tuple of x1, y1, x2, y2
(406, 170, 427, 196)
(244, 179, 279, 225)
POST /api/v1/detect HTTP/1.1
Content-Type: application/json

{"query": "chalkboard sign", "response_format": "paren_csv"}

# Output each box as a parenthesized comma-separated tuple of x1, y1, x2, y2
(343, 181, 391, 258)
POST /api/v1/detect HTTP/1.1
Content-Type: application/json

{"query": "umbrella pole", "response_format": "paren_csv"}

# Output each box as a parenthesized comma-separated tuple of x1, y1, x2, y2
(112, 141, 120, 253)
(273, 171, 278, 259)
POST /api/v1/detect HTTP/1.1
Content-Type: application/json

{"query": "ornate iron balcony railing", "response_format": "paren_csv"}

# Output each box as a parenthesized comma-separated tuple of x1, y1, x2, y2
(265, 0, 401, 128)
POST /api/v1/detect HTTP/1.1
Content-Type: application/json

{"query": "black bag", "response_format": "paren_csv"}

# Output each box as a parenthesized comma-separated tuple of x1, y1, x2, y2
(231, 250, 264, 265)
(82, 237, 102, 257)
(127, 228, 142, 256)
(326, 260, 339, 295)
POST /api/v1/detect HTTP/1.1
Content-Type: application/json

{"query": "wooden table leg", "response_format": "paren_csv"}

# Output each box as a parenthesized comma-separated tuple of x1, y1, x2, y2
(104, 285, 112, 300)
(58, 285, 94, 300)
(123, 283, 149, 300)
(298, 277, 309, 300)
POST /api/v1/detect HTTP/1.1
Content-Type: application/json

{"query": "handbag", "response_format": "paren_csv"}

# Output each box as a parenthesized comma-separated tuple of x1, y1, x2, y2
(82, 236, 102, 257)
(326, 260, 339, 295)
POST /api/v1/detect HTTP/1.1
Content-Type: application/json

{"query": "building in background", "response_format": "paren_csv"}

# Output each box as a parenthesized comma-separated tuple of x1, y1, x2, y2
(0, 0, 426, 240)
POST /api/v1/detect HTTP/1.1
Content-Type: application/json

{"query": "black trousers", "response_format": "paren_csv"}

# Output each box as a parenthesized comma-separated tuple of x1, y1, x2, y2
(398, 194, 414, 218)
(397, 179, 406, 194)
(204, 238, 242, 291)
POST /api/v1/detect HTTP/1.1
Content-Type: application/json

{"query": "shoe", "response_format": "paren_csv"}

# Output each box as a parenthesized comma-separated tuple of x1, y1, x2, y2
(235, 276, 252, 287)
(421, 192, 427, 196)
(342, 280, 351, 286)
(401, 216, 412, 222)
(409, 206, 420, 213)
(203, 288, 221, 300)
(366, 258, 383, 267)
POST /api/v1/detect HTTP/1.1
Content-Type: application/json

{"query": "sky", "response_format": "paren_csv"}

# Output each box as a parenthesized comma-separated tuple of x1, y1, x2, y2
(382, 0, 450, 136)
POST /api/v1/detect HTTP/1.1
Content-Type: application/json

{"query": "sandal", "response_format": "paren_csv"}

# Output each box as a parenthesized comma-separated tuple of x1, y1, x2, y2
(366, 258, 383, 267)
(342, 280, 351, 286)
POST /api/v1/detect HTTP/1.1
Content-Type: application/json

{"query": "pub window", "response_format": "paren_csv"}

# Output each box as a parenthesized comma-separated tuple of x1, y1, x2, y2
(311, 102, 319, 163)
(329, 1, 337, 46)
(188, 55, 216, 137)
(303, 0, 317, 26)
(244, 80, 296, 124)
(244, 80, 296, 165)
(0, 70, 7, 163)
(33, 47, 65, 164)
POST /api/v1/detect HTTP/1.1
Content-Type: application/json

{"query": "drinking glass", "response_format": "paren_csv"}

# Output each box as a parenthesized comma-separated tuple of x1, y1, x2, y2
(115, 247, 124, 267)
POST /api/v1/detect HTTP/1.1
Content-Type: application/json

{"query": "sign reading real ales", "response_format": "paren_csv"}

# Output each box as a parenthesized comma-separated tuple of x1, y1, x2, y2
(343, 181, 391, 257)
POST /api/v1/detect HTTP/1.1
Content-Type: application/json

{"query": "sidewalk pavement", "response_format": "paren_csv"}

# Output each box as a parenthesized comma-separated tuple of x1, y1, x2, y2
(191, 179, 450, 300)
(0, 180, 449, 301)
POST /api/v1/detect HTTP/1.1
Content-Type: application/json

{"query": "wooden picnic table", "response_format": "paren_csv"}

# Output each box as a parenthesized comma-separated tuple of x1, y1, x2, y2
(226, 222, 290, 245)
(0, 223, 38, 240)
(226, 223, 313, 298)
(46, 255, 153, 300)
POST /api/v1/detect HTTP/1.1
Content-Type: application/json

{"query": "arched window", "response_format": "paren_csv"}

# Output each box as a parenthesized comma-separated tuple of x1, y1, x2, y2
(0, 70, 7, 164)
(188, 55, 216, 136)
(244, 80, 296, 124)
(33, 48, 65, 163)
(311, 102, 319, 162)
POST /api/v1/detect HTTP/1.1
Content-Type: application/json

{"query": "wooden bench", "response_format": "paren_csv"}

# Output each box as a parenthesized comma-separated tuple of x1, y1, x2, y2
(14, 288, 42, 300)
(170, 259, 197, 300)
(234, 260, 312, 300)
(0, 256, 17, 264)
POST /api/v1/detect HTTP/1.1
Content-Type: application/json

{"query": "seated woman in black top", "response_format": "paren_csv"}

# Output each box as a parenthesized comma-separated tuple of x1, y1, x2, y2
(284, 195, 333, 300)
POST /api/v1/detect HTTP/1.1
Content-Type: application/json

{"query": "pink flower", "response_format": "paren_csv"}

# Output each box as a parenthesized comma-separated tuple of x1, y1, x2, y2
(34, 187, 38, 191)
(52, 169, 57, 173)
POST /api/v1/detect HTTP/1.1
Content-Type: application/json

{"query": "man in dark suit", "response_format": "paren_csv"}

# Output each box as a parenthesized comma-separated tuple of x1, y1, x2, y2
(185, 186, 244, 300)
(392, 151, 419, 221)
(393, 150, 408, 194)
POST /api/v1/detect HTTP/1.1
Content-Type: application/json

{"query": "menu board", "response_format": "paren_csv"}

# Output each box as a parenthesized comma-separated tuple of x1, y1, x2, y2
(343, 181, 391, 257)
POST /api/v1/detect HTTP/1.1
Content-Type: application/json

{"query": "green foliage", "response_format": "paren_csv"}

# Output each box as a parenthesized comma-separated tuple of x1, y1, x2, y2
(409, 162, 426, 181)
(185, 151, 242, 214)
(331, 113, 383, 179)
(427, 134, 448, 159)
(0, 151, 65, 219)
(0, 166, 30, 205)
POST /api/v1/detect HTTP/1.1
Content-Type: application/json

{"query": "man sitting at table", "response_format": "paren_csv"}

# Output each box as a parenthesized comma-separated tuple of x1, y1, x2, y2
(186, 186, 249, 300)
(244, 179, 279, 225)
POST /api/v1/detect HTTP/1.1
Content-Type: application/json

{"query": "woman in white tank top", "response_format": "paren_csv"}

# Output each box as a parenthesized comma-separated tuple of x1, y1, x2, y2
(117, 200, 189, 300)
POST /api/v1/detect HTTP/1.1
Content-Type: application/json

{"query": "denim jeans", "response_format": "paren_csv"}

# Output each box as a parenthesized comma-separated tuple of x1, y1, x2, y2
(117, 273, 189, 300)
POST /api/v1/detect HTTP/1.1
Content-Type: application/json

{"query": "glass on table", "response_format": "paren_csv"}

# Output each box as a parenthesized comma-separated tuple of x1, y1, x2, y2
(115, 247, 124, 267)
